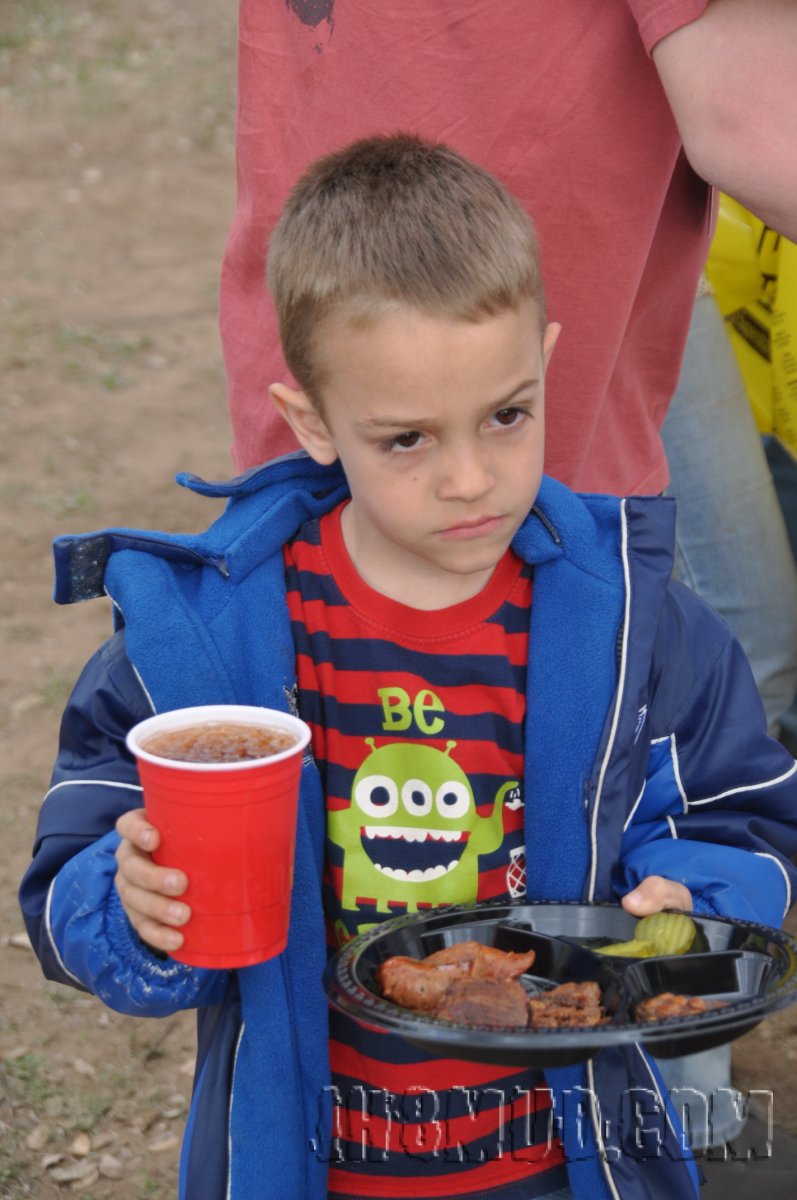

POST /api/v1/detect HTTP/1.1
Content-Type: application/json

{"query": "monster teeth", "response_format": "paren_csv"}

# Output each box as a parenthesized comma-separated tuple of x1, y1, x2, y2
(375, 863, 458, 882)
(363, 826, 463, 842)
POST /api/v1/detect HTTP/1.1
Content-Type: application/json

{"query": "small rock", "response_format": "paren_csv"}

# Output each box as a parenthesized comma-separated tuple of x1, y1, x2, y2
(71, 1165, 100, 1191)
(162, 1093, 186, 1119)
(71, 1058, 95, 1078)
(148, 1134, 180, 1154)
(91, 1131, 116, 1151)
(98, 1153, 123, 1180)
(11, 693, 42, 718)
(68, 1132, 91, 1157)
(42, 1153, 65, 1169)
(132, 1109, 160, 1134)
(26, 1125, 49, 1151)
(8, 931, 33, 950)
(179, 1057, 195, 1076)
(50, 1159, 95, 1183)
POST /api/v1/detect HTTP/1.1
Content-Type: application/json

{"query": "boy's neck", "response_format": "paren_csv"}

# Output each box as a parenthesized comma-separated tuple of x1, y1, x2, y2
(339, 502, 503, 611)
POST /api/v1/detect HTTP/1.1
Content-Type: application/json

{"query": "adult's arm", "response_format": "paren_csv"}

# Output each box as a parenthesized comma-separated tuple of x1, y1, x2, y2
(652, 0, 797, 239)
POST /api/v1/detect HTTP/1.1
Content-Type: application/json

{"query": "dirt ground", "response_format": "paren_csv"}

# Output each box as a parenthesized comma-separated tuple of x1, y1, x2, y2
(2, 3, 797, 1198)
(1, 2, 234, 1195)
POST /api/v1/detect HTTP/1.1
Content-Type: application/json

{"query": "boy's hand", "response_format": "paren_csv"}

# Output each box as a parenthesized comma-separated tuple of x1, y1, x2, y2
(621, 875, 693, 916)
(115, 809, 190, 954)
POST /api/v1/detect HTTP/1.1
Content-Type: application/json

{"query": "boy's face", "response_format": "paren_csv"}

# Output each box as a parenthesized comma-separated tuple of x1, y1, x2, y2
(272, 301, 559, 608)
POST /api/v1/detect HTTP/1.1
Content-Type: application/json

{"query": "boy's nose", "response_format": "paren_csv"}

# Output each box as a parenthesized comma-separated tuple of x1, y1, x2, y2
(437, 447, 495, 501)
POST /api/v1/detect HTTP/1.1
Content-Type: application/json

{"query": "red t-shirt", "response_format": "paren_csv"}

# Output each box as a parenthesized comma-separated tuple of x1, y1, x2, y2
(284, 505, 568, 1199)
(222, 0, 710, 495)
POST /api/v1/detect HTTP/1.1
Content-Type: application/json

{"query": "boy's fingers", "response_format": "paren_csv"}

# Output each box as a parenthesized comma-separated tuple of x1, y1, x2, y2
(621, 875, 693, 915)
(115, 837, 188, 897)
(129, 914, 186, 955)
(114, 811, 191, 955)
(116, 807, 160, 852)
(115, 872, 191, 929)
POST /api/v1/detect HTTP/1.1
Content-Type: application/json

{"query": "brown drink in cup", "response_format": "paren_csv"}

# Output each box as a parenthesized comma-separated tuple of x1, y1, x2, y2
(126, 704, 311, 969)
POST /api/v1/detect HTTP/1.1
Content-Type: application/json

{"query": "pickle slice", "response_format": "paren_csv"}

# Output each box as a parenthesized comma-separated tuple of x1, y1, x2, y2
(635, 912, 696, 956)
(595, 938, 659, 958)
(595, 912, 697, 959)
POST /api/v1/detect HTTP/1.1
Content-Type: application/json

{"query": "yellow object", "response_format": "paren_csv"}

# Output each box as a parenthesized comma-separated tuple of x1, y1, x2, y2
(706, 196, 797, 459)
(595, 939, 659, 958)
(635, 912, 696, 956)
(595, 912, 696, 958)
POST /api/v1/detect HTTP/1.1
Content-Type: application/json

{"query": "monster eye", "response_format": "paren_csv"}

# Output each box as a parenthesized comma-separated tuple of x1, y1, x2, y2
(401, 778, 433, 816)
(435, 780, 471, 820)
(353, 774, 399, 818)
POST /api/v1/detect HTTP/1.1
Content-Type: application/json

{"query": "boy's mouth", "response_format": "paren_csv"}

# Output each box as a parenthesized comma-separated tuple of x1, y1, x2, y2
(360, 825, 469, 879)
(438, 515, 504, 539)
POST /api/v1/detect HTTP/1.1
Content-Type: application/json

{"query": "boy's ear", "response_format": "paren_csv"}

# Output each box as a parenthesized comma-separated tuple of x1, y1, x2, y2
(270, 383, 338, 465)
(542, 322, 562, 370)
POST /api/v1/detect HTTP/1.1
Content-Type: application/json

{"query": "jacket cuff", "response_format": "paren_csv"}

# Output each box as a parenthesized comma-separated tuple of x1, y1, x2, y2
(48, 830, 226, 1015)
(616, 838, 790, 927)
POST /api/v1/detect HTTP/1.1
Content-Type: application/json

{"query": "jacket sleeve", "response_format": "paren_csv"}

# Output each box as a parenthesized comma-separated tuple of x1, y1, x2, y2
(18, 629, 228, 1016)
(616, 582, 797, 926)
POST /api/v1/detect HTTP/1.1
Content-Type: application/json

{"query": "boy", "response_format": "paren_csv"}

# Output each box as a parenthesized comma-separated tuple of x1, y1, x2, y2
(20, 135, 797, 1200)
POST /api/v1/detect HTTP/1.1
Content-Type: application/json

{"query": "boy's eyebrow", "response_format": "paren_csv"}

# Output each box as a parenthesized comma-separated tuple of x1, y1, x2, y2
(357, 379, 542, 430)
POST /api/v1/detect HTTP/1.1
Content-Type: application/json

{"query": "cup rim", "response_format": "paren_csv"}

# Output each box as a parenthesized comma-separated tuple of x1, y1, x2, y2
(126, 704, 312, 772)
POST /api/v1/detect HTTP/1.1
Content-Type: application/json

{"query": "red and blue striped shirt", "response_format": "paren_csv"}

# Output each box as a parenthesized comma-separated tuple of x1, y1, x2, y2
(284, 502, 567, 1199)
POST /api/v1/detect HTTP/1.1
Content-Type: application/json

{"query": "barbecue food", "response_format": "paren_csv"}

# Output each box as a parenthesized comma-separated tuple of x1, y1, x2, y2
(424, 941, 537, 980)
(376, 941, 608, 1029)
(635, 992, 726, 1022)
(375, 954, 471, 1011)
(527, 981, 606, 1029)
(376, 940, 535, 1012)
(437, 977, 529, 1027)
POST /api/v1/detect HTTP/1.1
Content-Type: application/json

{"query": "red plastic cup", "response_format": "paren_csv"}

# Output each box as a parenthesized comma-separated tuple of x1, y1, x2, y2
(126, 704, 311, 969)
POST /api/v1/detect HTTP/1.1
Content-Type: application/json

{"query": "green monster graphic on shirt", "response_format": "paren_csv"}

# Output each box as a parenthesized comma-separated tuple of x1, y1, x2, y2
(328, 731, 520, 917)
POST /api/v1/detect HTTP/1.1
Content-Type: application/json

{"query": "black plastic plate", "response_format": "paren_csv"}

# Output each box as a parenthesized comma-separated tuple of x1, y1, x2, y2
(323, 900, 797, 1067)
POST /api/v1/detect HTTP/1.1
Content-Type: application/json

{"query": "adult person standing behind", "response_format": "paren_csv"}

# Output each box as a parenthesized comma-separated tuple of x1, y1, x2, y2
(221, 0, 797, 489)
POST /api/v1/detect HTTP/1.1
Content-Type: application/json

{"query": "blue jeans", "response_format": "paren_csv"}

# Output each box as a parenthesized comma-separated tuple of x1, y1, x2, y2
(657, 293, 797, 1145)
(661, 293, 797, 736)
(655, 1044, 745, 1149)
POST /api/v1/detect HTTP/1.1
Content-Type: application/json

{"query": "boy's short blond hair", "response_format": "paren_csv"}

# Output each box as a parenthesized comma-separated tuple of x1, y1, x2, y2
(267, 133, 546, 403)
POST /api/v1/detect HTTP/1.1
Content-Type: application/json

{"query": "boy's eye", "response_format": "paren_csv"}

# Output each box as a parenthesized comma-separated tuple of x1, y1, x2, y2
(493, 407, 525, 427)
(383, 431, 422, 451)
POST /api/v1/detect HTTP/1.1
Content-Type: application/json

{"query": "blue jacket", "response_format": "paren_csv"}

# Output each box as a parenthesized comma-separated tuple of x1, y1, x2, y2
(20, 453, 797, 1200)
